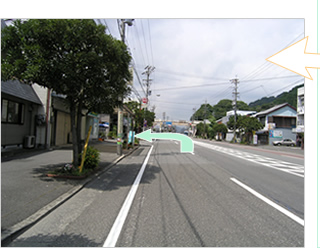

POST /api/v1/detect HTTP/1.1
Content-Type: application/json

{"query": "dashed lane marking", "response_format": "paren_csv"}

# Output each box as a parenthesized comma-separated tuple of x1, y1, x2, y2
(194, 141, 304, 178)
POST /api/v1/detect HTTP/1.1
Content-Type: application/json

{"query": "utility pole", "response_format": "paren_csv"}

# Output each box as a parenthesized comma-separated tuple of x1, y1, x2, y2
(231, 77, 239, 143)
(191, 107, 196, 137)
(204, 99, 207, 138)
(142, 65, 155, 131)
(117, 19, 134, 155)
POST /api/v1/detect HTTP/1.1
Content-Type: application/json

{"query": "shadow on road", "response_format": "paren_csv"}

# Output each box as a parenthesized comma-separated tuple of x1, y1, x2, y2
(82, 162, 161, 192)
(4, 233, 100, 247)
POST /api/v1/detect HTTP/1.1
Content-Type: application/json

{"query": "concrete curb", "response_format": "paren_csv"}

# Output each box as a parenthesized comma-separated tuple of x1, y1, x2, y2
(1, 146, 139, 245)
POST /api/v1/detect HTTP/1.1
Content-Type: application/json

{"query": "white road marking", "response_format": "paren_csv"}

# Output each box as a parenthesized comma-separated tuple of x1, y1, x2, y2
(103, 146, 154, 247)
(230, 177, 304, 226)
(194, 141, 304, 177)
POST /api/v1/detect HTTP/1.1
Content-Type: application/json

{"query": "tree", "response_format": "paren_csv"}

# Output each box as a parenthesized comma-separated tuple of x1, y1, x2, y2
(212, 99, 232, 120)
(212, 99, 250, 120)
(124, 101, 155, 132)
(227, 115, 263, 143)
(1, 19, 132, 166)
(190, 103, 214, 121)
(196, 122, 206, 137)
(212, 123, 228, 140)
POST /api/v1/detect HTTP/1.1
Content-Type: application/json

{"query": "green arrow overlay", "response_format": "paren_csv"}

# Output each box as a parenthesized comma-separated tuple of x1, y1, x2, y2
(135, 129, 194, 153)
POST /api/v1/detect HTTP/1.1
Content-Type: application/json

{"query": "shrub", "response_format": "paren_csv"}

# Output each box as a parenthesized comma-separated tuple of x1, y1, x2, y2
(122, 139, 127, 149)
(79, 146, 100, 170)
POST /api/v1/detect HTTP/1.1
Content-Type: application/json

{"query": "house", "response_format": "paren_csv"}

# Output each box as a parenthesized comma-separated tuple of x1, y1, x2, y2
(253, 103, 297, 145)
(1, 80, 43, 148)
(292, 86, 304, 146)
(50, 92, 100, 146)
(1, 20, 52, 149)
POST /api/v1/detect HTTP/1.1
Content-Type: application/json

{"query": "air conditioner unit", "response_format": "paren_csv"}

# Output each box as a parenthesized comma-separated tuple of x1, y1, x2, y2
(24, 135, 35, 148)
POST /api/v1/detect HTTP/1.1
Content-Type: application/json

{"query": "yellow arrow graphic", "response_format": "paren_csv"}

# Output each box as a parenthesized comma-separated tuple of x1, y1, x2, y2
(266, 36, 320, 80)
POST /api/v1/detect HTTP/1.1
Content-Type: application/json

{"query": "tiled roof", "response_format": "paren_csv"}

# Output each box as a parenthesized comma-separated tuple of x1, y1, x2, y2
(1, 80, 42, 105)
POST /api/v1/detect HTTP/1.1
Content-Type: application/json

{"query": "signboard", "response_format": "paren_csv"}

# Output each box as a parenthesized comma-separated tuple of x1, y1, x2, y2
(269, 130, 283, 138)
(253, 135, 258, 145)
(128, 131, 135, 144)
(166, 121, 172, 127)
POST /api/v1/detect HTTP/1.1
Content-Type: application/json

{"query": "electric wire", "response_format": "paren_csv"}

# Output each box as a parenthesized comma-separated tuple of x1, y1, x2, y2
(133, 23, 147, 66)
(147, 19, 155, 66)
(139, 19, 150, 65)
(241, 32, 304, 81)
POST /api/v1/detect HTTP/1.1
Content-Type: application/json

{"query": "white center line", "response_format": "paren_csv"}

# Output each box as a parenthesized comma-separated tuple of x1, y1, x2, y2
(230, 177, 304, 226)
(103, 145, 154, 247)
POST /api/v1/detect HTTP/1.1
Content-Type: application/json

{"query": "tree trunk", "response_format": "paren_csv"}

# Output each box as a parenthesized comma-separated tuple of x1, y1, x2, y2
(70, 102, 79, 166)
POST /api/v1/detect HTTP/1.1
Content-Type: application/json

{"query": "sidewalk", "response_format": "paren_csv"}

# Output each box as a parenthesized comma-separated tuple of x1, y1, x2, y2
(1, 140, 136, 244)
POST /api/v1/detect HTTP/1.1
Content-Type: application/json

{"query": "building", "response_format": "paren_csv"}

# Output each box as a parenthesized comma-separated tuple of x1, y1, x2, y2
(1, 80, 43, 148)
(253, 103, 297, 145)
(292, 86, 304, 147)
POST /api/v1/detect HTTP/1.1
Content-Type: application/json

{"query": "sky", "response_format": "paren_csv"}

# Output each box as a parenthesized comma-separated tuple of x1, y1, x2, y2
(97, 18, 304, 122)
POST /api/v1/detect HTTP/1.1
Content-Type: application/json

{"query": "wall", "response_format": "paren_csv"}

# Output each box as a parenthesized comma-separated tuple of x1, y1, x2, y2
(1, 94, 38, 146)
(32, 84, 52, 147)
(55, 111, 71, 146)
(268, 128, 296, 145)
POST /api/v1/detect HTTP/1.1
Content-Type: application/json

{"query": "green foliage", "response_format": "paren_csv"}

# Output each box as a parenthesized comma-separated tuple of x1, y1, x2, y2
(2, 19, 132, 166)
(191, 99, 250, 121)
(108, 126, 117, 139)
(196, 122, 206, 137)
(191, 104, 214, 121)
(227, 115, 263, 143)
(79, 146, 100, 170)
(248, 84, 303, 111)
(211, 99, 250, 120)
(125, 101, 155, 131)
(196, 121, 228, 140)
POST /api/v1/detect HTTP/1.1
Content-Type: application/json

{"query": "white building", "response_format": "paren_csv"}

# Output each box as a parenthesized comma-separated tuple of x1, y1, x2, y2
(220, 110, 256, 125)
(296, 86, 304, 133)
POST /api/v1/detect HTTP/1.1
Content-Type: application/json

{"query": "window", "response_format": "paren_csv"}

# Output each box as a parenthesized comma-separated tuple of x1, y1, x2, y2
(1, 99, 25, 124)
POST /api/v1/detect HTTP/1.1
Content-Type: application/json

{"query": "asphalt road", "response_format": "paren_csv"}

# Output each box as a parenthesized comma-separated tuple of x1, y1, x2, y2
(7, 140, 304, 247)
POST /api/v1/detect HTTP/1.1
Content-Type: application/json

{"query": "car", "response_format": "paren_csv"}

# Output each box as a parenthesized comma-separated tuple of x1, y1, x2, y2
(272, 138, 296, 146)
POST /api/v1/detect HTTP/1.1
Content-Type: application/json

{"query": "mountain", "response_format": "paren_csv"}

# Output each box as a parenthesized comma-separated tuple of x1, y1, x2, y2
(248, 84, 304, 112)
(190, 84, 304, 121)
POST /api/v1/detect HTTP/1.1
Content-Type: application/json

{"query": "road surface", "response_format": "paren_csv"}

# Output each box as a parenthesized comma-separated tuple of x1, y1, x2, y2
(7, 140, 304, 247)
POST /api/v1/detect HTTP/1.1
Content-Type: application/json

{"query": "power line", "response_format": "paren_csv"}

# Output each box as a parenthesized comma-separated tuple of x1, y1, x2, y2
(241, 75, 301, 83)
(133, 23, 147, 66)
(139, 20, 150, 65)
(266, 78, 304, 97)
(148, 67, 228, 81)
(152, 100, 199, 106)
(147, 19, 154, 66)
(241, 32, 304, 81)
(154, 81, 230, 92)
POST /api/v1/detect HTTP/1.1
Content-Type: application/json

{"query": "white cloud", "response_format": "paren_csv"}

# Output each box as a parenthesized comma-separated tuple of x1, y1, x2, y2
(101, 18, 304, 121)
